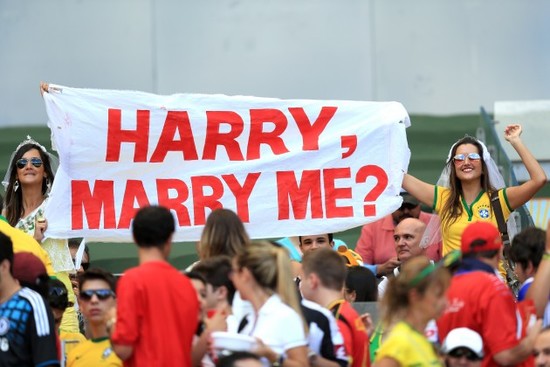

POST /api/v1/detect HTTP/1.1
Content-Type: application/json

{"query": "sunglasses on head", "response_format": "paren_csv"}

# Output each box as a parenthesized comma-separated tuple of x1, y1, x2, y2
(16, 157, 43, 169)
(448, 348, 480, 361)
(453, 152, 481, 163)
(79, 289, 115, 301)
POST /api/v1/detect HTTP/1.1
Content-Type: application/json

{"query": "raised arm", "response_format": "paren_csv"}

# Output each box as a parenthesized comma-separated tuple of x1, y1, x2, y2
(402, 174, 435, 209)
(504, 124, 547, 210)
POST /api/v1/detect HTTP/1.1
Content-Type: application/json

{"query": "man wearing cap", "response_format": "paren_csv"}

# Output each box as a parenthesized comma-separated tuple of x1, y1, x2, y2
(0, 232, 59, 366)
(442, 328, 484, 367)
(355, 192, 441, 277)
(437, 221, 541, 367)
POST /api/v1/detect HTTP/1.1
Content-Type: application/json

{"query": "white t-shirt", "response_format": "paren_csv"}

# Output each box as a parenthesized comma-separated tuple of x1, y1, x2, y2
(239, 294, 307, 357)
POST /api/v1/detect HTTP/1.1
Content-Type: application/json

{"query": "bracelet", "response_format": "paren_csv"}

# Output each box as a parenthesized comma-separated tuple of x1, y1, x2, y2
(543, 252, 550, 261)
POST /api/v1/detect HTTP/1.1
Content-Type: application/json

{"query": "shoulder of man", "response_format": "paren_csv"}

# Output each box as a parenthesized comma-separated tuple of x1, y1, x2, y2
(18, 287, 55, 337)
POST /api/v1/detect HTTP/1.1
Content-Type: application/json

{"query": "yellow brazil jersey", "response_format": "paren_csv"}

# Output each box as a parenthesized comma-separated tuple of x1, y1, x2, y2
(433, 187, 511, 255)
(375, 321, 442, 367)
(67, 337, 122, 367)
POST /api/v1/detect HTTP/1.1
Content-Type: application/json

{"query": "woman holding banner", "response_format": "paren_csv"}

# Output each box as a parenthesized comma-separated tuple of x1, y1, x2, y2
(2, 136, 79, 333)
(402, 124, 546, 255)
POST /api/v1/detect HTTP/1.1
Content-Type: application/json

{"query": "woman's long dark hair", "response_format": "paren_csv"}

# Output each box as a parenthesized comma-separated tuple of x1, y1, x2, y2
(4, 143, 55, 226)
(440, 136, 496, 227)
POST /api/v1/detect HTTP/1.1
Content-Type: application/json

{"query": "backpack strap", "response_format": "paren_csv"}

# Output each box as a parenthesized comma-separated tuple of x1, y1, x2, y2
(490, 190, 510, 246)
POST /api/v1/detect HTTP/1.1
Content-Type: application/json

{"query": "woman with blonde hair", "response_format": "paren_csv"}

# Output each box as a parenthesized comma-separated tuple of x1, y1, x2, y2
(231, 242, 309, 367)
(374, 256, 451, 367)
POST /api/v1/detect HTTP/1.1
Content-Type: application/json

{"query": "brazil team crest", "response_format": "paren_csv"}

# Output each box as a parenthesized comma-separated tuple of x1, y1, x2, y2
(478, 205, 491, 219)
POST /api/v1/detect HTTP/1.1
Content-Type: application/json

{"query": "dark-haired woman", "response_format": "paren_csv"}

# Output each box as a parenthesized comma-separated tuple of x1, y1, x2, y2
(2, 137, 79, 332)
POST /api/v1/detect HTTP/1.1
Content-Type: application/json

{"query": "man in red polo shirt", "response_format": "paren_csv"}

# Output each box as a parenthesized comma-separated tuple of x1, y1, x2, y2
(109, 206, 199, 367)
(437, 221, 540, 367)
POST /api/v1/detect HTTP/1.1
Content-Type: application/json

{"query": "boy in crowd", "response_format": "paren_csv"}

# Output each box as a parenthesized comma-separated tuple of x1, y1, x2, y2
(109, 205, 199, 367)
(0, 232, 59, 366)
(301, 247, 369, 367)
(67, 268, 121, 366)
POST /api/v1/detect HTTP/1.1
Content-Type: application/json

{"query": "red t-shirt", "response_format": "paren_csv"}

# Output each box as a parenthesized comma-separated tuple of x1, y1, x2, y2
(111, 261, 199, 367)
(437, 271, 523, 367)
(329, 300, 370, 367)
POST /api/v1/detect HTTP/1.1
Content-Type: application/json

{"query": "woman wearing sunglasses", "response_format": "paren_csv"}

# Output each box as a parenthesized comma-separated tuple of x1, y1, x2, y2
(1, 136, 79, 333)
(403, 124, 546, 255)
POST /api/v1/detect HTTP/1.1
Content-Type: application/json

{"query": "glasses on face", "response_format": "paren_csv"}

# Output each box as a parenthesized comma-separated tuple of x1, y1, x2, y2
(448, 348, 480, 361)
(453, 152, 481, 164)
(72, 259, 90, 271)
(79, 289, 115, 301)
(49, 286, 68, 297)
(399, 203, 418, 211)
(16, 157, 43, 169)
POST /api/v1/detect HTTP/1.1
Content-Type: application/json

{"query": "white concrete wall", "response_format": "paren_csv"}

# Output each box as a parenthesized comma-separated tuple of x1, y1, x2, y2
(1, 0, 549, 126)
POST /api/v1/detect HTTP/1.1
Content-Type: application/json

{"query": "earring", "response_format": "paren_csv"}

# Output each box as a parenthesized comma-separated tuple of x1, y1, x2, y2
(46, 177, 51, 192)
(13, 180, 19, 192)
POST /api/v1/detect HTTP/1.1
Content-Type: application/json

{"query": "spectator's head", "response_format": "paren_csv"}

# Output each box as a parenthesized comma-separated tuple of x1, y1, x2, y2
(461, 222, 502, 267)
(77, 268, 117, 327)
(232, 241, 301, 315)
(381, 256, 450, 327)
(0, 231, 14, 276)
(392, 192, 421, 223)
(298, 233, 334, 255)
(4, 139, 57, 226)
(185, 271, 208, 320)
(301, 247, 347, 302)
(199, 209, 250, 260)
(48, 278, 72, 330)
(193, 255, 236, 310)
(344, 266, 377, 302)
(132, 205, 175, 250)
(394, 217, 427, 262)
(13, 251, 50, 298)
(216, 351, 263, 367)
(442, 327, 484, 367)
(442, 136, 493, 225)
(507, 227, 545, 283)
(68, 238, 90, 275)
(535, 327, 550, 367)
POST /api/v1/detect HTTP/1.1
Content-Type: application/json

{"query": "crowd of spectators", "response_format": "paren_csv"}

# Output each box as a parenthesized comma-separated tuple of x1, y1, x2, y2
(0, 124, 549, 367)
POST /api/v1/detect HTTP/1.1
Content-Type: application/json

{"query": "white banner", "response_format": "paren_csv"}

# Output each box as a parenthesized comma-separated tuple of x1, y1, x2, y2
(42, 85, 411, 242)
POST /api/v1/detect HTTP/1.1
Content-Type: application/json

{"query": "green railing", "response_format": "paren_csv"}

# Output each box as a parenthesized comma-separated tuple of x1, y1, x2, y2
(478, 107, 534, 233)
